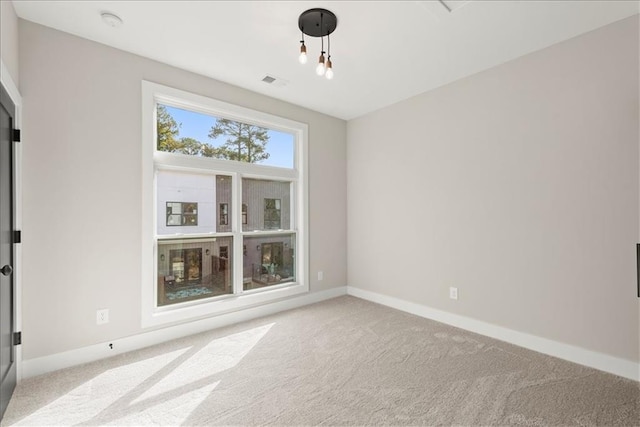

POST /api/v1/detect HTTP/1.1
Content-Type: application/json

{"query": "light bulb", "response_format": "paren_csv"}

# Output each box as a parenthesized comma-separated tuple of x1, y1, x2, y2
(299, 43, 307, 64)
(325, 68, 334, 80)
(316, 52, 326, 76)
(325, 58, 333, 80)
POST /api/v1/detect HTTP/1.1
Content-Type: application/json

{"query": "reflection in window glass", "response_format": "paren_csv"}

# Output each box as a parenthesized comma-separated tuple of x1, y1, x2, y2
(157, 237, 233, 306)
(242, 234, 295, 291)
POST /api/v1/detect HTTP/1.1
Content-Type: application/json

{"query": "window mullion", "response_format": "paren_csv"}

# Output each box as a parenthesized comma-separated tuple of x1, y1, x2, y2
(232, 172, 243, 296)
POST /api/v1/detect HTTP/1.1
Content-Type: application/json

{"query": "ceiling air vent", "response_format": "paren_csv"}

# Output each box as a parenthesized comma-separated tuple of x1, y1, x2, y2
(261, 75, 289, 87)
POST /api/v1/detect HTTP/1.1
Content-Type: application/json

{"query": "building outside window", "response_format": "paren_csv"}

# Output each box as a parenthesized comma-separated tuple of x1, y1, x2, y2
(264, 199, 281, 229)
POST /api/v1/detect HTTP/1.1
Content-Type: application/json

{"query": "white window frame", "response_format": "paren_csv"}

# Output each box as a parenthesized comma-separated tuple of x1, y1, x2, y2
(141, 81, 309, 328)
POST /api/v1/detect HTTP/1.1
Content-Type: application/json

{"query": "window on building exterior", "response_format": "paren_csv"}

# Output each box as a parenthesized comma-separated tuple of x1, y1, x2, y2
(219, 203, 229, 225)
(219, 246, 228, 259)
(142, 81, 308, 328)
(166, 202, 197, 226)
(264, 199, 281, 229)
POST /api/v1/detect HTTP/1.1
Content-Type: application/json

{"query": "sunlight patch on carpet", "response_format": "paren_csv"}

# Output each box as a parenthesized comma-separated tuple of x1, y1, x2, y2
(16, 347, 191, 426)
(131, 323, 274, 404)
(12, 323, 275, 426)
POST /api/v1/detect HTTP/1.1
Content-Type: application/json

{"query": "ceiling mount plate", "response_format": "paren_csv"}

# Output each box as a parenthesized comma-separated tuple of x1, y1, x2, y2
(298, 8, 337, 37)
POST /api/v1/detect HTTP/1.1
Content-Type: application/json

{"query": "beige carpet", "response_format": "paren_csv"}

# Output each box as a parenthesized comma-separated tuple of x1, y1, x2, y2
(2, 296, 639, 426)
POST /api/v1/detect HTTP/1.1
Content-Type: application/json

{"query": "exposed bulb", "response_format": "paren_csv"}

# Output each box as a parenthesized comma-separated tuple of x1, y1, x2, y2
(299, 43, 307, 64)
(325, 58, 333, 80)
(316, 52, 326, 76)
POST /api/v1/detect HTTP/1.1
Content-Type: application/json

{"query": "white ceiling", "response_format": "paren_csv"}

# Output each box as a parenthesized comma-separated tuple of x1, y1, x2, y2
(11, 1, 639, 120)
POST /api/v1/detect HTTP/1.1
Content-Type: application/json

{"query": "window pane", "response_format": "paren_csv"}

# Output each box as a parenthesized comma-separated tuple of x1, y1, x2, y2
(157, 170, 231, 235)
(158, 237, 233, 306)
(157, 104, 295, 169)
(167, 214, 182, 226)
(165, 202, 198, 226)
(242, 178, 291, 231)
(243, 234, 295, 291)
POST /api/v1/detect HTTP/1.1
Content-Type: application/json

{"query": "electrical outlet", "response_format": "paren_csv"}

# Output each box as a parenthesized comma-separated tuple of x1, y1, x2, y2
(317, 271, 324, 281)
(96, 309, 109, 325)
(449, 287, 458, 300)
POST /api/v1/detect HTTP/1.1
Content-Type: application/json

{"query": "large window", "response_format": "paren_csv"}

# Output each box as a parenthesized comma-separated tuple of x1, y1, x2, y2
(142, 81, 308, 327)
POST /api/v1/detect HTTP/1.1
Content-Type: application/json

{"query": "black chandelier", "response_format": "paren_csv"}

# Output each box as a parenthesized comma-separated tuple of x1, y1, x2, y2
(298, 8, 338, 80)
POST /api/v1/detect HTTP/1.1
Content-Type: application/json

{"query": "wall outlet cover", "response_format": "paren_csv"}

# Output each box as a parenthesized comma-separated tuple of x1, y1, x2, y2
(96, 309, 109, 325)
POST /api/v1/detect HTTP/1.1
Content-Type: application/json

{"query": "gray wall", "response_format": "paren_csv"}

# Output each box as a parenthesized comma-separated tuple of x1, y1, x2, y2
(1, 0, 19, 85)
(348, 16, 639, 362)
(19, 20, 347, 360)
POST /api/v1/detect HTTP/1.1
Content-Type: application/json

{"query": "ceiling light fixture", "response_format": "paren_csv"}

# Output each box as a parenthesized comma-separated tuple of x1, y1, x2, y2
(298, 8, 337, 80)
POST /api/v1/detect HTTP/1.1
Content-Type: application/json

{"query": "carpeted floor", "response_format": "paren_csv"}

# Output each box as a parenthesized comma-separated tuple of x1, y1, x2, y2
(2, 296, 639, 426)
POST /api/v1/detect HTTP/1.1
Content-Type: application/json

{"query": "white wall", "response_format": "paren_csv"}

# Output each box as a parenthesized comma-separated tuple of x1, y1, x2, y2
(348, 16, 639, 363)
(1, 1, 19, 86)
(19, 20, 347, 360)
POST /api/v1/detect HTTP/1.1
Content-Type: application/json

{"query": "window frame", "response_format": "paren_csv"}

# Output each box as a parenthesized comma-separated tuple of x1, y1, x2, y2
(141, 81, 309, 328)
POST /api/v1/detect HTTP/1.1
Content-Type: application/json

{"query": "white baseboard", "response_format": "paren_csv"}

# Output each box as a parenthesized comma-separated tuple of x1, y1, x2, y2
(22, 286, 347, 379)
(347, 286, 639, 382)
(22, 285, 638, 382)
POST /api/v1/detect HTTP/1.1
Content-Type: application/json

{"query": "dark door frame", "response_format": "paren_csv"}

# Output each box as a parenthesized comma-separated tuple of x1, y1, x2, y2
(0, 67, 22, 406)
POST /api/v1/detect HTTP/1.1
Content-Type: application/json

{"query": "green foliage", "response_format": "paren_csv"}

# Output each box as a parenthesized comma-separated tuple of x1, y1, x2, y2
(208, 119, 270, 163)
(201, 143, 224, 158)
(156, 106, 270, 163)
(156, 105, 182, 152)
(179, 137, 203, 156)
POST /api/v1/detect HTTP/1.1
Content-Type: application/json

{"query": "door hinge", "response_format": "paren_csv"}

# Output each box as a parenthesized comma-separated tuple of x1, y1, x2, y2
(12, 129, 21, 143)
(13, 230, 21, 244)
(13, 332, 21, 346)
